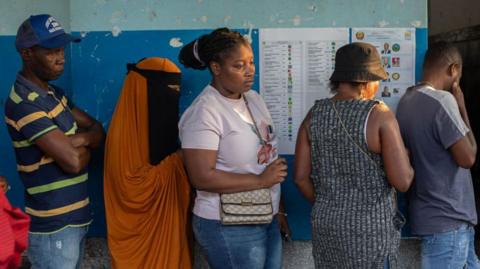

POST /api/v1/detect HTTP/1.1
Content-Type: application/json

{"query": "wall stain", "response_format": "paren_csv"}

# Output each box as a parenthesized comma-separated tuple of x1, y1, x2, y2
(224, 15, 232, 24)
(292, 15, 301, 26)
(110, 10, 124, 24)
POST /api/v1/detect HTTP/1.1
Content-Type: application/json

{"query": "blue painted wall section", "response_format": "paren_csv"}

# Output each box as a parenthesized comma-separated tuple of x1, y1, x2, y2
(0, 0, 428, 239)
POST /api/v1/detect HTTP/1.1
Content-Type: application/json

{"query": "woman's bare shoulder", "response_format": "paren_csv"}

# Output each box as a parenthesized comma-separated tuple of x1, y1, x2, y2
(370, 101, 395, 123)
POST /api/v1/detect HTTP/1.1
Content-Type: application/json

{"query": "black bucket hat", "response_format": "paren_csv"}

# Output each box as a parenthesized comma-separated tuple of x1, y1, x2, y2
(329, 42, 388, 82)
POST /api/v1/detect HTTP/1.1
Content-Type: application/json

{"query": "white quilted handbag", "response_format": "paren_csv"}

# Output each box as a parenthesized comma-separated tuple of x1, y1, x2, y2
(220, 188, 273, 225)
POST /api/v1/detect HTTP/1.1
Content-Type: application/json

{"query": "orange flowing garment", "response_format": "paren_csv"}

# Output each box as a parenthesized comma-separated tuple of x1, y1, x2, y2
(104, 58, 191, 268)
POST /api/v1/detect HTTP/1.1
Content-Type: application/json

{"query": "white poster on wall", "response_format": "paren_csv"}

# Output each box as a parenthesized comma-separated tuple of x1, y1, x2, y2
(259, 28, 350, 154)
(351, 28, 416, 112)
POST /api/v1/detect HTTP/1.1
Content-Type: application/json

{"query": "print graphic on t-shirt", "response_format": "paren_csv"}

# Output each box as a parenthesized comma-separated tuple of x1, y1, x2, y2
(256, 121, 278, 165)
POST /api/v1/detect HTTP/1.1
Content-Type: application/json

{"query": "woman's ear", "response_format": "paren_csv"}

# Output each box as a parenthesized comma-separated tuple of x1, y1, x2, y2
(210, 61, 221, 76)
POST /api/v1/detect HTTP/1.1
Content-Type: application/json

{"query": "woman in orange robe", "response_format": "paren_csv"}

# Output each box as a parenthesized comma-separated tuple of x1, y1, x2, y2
(104, 58, 191, 268)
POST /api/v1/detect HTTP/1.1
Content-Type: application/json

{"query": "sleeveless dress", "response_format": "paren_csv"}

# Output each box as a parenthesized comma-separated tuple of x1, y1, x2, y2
(309, 98, 402, 269)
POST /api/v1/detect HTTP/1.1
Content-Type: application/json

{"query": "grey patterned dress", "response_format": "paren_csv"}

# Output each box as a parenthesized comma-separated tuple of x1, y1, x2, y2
(309, 98, 402, 269)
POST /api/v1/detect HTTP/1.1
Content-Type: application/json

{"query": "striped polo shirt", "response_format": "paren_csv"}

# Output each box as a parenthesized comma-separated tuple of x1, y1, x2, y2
(4, 74, 91, 234)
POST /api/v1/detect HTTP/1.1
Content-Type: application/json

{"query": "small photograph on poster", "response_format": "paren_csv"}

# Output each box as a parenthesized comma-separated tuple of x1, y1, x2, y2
(382, 56, 391, 68)
(380, 85, 404, 98)
(381, 86, 392, 97)
(381, 42, 392, 54)
(383, 71, 391, 82)
(392, 57, 400, 67)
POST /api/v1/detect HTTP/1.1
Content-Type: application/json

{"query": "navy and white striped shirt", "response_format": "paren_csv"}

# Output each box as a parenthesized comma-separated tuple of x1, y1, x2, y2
(4, 74, 91, 233)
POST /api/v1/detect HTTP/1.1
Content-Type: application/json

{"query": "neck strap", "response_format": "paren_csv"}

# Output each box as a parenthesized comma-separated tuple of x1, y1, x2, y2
(243, 94, 266, 146)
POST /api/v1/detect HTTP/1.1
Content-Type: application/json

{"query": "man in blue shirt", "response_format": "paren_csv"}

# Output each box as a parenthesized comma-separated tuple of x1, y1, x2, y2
(397, 42, 478, 269)
(4, 14, 105, 268)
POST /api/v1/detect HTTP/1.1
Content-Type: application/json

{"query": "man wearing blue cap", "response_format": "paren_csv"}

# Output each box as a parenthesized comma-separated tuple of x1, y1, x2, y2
(4, 14, 105, 268)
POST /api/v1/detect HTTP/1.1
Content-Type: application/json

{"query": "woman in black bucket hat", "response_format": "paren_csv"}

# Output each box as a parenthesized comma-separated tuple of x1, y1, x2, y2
(294, 42, 414, 269)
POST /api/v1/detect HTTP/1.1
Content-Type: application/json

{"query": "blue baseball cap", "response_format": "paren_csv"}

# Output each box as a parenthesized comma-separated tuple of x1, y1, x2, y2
(15, 14, 81, 51)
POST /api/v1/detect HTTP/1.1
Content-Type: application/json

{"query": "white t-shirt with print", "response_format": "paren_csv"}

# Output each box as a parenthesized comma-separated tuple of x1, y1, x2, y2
(179, 84, 281, 220)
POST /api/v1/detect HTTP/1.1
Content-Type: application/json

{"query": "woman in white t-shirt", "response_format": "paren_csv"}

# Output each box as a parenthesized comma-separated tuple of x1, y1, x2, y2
(178, 28, 288, 269)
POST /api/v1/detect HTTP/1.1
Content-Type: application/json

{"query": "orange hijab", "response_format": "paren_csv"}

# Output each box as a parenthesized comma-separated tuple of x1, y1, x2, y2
(104, 58, 191, 269)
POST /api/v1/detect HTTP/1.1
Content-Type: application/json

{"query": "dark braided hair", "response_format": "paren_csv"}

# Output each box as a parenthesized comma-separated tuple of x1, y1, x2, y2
(178, 28, 249, 70)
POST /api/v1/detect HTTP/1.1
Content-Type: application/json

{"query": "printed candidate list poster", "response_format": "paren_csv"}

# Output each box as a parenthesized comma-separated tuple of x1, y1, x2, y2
(352, 28, 416, 112)
(259, 28, 349, 154)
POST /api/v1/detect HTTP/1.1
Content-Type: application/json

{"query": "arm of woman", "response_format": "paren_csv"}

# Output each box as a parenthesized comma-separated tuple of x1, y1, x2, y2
(278, 198, 292, 241)
(294, 114, 315, 204)
(372, 104, 414, 192)
(183, 148, 287, 193)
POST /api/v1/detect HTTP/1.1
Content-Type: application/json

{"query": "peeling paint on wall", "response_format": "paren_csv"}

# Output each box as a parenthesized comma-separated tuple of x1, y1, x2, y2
(243, 22, 254, 44)
(410, 20, 422, 27)
(378, 20, 390, 27)
(169, 37, 183, 48)
(89, 44, 101, 62)
(193, 16, 208, 23)
(112, 25, 122, 36)
(0, 0, 428, 34)
(292, 15, 301, 26)
(176, 16, 182, 25)
(110, 10, 124, 24)
(224, 15, 232, 24)
(95, 0, 107, 6)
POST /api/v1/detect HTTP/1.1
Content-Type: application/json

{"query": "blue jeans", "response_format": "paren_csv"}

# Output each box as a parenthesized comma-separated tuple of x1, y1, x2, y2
(28, 226, 88, 269)
(421, 224, 480, 269)
(193, 214, 282, 269)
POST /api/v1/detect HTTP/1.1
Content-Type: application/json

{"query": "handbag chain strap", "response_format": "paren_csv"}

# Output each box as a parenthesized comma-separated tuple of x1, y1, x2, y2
(329, 99, 379, 167)
(243, 94, 267, 147)
(329, 99, 398, 203)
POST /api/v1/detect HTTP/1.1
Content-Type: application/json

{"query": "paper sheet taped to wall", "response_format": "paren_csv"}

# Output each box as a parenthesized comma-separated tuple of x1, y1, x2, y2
(352, 28, 416, 112)
(260, 28, 416, 155)
(259, 28, 349, 154)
